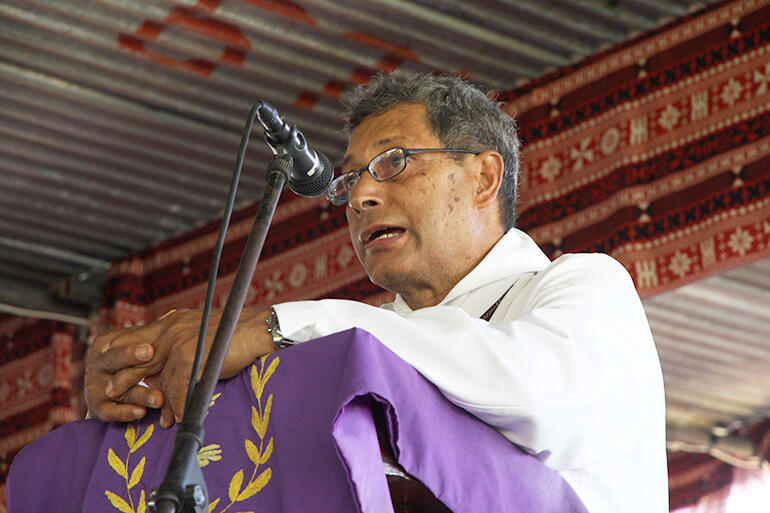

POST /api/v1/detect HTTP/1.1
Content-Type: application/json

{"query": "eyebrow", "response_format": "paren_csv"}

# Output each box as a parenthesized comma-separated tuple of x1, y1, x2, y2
(340, 137, 401, 169)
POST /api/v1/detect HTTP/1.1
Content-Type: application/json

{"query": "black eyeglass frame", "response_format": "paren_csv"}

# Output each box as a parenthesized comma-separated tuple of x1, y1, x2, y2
(326, 147, 480, 206)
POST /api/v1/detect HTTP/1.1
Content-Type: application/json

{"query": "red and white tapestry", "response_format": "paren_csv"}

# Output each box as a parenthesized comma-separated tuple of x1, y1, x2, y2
(503, 0, 770, 296)
(97, 192, 390, 330)
(0, 315, 82, 509)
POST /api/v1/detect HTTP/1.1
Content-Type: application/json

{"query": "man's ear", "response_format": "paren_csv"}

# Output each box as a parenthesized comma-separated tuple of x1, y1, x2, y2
(473, 150, 504, 207)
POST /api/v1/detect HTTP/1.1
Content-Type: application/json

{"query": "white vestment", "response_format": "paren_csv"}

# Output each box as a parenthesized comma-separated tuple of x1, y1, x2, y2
(274, 228, 668, 513)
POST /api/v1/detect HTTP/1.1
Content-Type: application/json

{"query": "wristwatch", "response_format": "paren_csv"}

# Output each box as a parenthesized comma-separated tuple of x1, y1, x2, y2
(266, 307, 296, 350)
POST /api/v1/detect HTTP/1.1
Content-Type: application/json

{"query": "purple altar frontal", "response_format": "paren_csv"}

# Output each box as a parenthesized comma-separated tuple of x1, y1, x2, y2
(8, 328, 587, 512)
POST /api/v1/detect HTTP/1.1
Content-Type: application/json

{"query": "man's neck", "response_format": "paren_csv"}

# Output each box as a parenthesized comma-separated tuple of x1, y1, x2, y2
(400, 287, 451, 311)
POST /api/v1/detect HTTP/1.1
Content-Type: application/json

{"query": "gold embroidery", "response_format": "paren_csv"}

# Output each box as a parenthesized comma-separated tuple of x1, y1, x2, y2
(198, 392, 224, 467)
(209, 392, 222, 408)
(105, 423, 154, 513)
(198, 444, 223, 467)
(103, 358, 277, 513)
(210, 355, 279, 512)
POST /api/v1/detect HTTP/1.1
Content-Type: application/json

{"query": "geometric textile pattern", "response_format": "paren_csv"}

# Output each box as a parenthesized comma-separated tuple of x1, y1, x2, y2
(0, 315, 79, 507)
(503, 0, 770, 296)
(98, 193, 393, 330)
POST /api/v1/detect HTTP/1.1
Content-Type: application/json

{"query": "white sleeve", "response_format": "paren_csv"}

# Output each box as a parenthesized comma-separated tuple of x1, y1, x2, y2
(272, 254, 661, 470)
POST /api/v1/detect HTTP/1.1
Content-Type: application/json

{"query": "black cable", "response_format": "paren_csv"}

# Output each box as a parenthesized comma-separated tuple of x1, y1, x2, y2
(151, 101, 331, 512)
(182, 105, 260, 419)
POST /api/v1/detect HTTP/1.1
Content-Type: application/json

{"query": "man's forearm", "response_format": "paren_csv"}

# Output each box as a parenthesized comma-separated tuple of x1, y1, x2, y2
(86, 307, 275, 424)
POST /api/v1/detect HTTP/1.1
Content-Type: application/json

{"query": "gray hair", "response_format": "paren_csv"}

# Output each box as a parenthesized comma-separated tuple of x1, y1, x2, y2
(342, 72, 520, 229)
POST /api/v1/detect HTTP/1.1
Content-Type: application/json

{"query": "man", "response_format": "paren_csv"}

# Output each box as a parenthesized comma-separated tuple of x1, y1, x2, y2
(85, 73, 667, 513)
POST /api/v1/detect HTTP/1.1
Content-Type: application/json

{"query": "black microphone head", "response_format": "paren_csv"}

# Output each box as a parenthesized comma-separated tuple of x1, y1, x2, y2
(289, 151, 334, 197)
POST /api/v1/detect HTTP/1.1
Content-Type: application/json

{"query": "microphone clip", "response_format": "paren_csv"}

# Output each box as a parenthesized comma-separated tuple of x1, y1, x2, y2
(255, 101, 334, 198)
(263, 125, 320, 182)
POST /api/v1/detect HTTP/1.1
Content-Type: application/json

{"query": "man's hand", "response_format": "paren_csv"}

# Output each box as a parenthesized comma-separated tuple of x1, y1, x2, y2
(85, 324, 159, 423)
(84, 308, 274, 427)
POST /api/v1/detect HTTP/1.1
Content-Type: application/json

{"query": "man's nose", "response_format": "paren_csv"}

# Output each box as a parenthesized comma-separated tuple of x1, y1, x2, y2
(346, 171, 382, 214)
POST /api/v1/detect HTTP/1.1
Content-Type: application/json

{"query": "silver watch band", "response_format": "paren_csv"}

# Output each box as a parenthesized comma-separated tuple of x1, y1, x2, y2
(266, 307, 295, 350)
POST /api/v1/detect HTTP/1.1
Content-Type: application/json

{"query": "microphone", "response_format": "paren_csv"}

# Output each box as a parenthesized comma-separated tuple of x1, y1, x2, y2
(256, 102, 333, 197)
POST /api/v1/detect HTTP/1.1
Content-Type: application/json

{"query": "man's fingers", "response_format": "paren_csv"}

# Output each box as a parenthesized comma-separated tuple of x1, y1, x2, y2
(108, 383, 165, 410)
(87, 308, 207, 427)
(107, 363, 160, 399)
(158, 369, 186, 429)
(97, 325, 143, 353)
(99, 342, 154, 374)
(92, 326, 133, 354)
(158, 369, 189, 428)
(91, 401, 147, 423)
(160, 404, 176, 429)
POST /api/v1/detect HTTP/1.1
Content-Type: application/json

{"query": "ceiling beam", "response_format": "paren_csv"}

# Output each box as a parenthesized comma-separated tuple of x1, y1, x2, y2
(0, 277, 93, 326)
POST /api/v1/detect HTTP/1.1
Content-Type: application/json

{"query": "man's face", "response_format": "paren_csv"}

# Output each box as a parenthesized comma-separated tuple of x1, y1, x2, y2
(343, 103, 482, 307)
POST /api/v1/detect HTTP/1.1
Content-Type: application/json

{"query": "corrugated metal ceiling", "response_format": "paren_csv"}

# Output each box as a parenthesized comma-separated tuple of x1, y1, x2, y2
(649, 258, 770, 465)
(4, 0, 768, 462)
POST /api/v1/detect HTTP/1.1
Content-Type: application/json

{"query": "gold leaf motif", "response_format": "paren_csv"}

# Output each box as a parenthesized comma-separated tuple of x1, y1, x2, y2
(132, 424, 155, 453)
(237, 468, 272, 501)
(125, 424, 136, 449)
(244, 439, 260, 465)
(210, 355, 279, 512)
(105, 423, 159, 512)
(128, 456, 146, 489)
(137, 490, 147, 513)
(254, 394, 273, 440)
(250, 364, 261, 402)
(261, 357, 279, 389)
(228, 469, 244, 502)
(198, 444, 223, 468)
(108, 448, 128, 479)
(105, 490, 133, 513)
(259, 438, 273, 465)
(252, 356, 280, 402)
(250, 406, 260, 435)
(205, 392, 223, 418)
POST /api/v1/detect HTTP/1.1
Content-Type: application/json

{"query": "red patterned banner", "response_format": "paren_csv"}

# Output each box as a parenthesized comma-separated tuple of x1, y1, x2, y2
(504, 0, 770, 296)
(98, 193, 393, 330)
(0, 315, 79, 505)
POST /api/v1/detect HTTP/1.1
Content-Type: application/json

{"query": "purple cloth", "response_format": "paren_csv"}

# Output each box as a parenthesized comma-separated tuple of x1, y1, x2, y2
(8, 328, 587, 512)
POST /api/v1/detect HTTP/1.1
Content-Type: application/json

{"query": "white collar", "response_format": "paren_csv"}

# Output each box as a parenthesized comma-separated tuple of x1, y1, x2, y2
(390, 229, 551, 316)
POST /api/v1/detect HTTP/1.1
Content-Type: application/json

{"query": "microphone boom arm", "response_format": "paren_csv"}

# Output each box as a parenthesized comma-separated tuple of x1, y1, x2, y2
(149, 100, 320, 512)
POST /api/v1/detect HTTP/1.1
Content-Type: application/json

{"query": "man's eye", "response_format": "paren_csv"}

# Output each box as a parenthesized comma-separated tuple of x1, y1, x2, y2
(384, 154, 404, 169)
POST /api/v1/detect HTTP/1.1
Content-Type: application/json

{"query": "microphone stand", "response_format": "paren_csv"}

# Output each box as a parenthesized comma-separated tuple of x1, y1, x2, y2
(149, 105, 294, 513)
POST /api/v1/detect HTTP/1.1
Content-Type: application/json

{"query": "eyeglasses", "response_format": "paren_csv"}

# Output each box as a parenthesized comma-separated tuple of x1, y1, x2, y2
(326, 147, 480, 206)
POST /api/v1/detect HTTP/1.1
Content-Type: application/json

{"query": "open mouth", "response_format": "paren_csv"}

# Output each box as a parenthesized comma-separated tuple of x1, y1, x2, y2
(365, 226, 405, 244)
